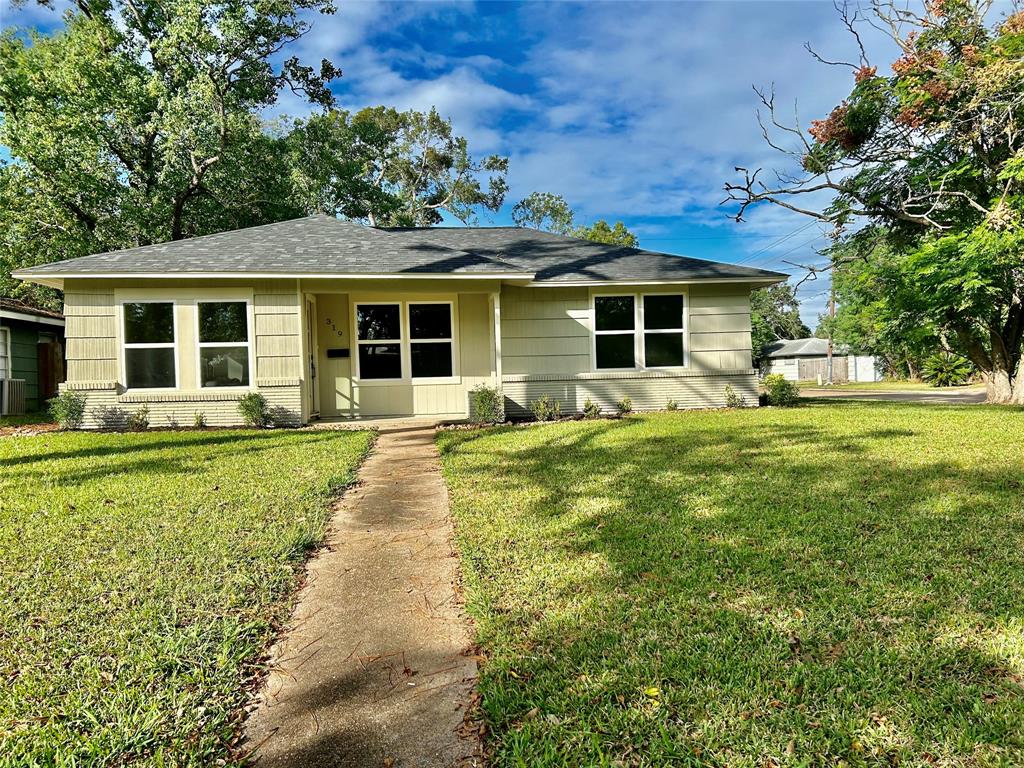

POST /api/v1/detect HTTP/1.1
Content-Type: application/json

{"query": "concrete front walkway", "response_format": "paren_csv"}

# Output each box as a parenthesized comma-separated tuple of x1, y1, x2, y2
(244, 425, 479, 767)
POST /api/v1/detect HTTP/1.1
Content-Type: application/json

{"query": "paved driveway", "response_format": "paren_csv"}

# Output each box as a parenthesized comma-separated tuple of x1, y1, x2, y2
(801, 387, 986, 405)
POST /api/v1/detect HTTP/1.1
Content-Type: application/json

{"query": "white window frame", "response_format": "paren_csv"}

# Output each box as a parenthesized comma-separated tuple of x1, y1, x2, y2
(591, 291, 688, 372)
(354, 301, 405, 382)
(119, 299, 180, 391)
(194, 299, 255, 390)
(0, 327, 9, 379)
(640, 293, 688, 370)
(407, 301, 456, 382)
(352, 299, 459, 385)
(592, 293, 640, 371)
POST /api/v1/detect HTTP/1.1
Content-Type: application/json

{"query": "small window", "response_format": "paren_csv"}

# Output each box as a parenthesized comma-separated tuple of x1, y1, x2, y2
(198, 301, 250, 388)
(356, 304, 402, 379)
(595, 296, 636, 369)
(642, 294, 685, 367)
(123, 302, 176, 389)
(409, 303, 453, 378)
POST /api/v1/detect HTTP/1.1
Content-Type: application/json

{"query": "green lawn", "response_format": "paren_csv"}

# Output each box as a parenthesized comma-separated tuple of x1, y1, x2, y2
(438, 403, 1024, 766)
(0, 428, 372, 767)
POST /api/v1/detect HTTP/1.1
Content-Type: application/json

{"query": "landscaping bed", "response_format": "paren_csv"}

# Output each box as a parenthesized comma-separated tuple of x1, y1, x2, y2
(438, 402, 1024, 766)
(0, 428, 372, 766)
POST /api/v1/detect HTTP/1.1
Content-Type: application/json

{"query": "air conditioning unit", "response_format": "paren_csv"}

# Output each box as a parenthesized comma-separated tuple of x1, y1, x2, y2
(1, 379, 27, 416)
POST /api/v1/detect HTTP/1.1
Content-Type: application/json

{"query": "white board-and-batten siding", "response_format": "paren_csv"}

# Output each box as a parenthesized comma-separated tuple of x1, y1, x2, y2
(498, 284, 757, 417)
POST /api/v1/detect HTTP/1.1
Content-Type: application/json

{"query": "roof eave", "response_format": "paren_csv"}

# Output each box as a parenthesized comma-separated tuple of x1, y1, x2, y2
(12, 270, 537, 287)
(527, 275, 786, 288)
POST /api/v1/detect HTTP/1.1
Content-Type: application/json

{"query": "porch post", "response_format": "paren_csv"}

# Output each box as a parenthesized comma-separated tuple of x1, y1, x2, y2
(491, 290, 502, 385)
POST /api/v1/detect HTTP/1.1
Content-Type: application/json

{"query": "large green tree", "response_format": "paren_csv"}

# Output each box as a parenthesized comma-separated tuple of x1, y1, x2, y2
(287, 106, 509, 226)
(818, 232, 942, 379)
(512, 192, 639, 247)
(726, 1, 1024, 402)
(750, 283, 811, 368)
(0, 0, 340, 307)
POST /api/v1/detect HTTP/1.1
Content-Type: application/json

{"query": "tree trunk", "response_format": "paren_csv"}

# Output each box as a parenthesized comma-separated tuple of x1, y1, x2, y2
(983, 360, 1024, 404)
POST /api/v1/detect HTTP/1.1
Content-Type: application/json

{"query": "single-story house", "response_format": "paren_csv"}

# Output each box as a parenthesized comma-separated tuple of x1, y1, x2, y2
(13, 215, 785, 428)
(0, 298, 66, 415)
(765, 337, 879, 383)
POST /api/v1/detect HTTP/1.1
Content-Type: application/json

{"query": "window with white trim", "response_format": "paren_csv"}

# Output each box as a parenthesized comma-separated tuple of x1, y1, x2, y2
(642, 294, 685, 367)
(198, 301, 250, 387)
(0, 328, 8, 379)
(356, 303, 402, 379)
(594, 295, 637, 369)
(123, 302, 176, 388)
(409, 303, 453, 378)
(593, 293, 686, 370)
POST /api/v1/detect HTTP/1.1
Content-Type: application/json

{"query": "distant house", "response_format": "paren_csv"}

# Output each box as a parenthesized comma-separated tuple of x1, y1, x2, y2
(764, 337, 879, 383)
(0, 299, 66, 414)
(13, 215, 786, 428)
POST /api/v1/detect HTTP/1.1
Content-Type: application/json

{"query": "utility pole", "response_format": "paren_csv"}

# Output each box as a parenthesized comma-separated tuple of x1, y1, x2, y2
(826, 282, 835, 385)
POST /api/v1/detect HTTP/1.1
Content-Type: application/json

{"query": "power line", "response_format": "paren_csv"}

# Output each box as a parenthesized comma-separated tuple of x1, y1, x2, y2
(731, 220, 819, 264)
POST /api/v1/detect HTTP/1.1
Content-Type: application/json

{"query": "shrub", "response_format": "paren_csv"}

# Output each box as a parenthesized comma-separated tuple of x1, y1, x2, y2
(470, 384, 503, 424)
(582, 398, 601, 419)
(665, 398, 679, 411)
(616, 396, 633, 415)
(922, 352, 973, 387)
(48, 390, 86, 430)
(125, 406, 150, 432)
(193, 411, 207, 429)
(530, 395, 561, 422)
(238, 392, 269, 427)
(724, 384, 747, 408)
(764, 374, 800, 407)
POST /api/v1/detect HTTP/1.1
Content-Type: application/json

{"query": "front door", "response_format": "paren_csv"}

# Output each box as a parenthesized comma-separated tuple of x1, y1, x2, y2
(305, 297, 320, 418)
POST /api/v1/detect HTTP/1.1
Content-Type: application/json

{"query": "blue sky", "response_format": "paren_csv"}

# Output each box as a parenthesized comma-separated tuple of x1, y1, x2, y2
(1, 0, 906, 326)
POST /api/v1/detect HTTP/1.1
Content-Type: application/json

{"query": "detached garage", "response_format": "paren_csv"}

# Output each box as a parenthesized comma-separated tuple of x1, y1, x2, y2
(764, 337, 879, 383)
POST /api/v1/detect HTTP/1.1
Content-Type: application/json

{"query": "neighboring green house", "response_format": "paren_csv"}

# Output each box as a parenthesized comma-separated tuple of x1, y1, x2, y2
(13, 215, 785, 428)
(0, 299, 66, 414)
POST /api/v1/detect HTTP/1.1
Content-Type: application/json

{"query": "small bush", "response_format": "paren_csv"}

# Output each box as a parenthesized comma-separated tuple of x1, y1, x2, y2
(530, 395, 561, 422)
(665, 398, 679, 411)
(193, 411, 207, 429)
(470, 384, 503, 424)
(764, 374, 800, 407)
(724, 384, 747, 408)
(48, 390, 86, 430)
(125, 406, 150, 432)
(616, 396, 633, 415)
(922, 352, 973, 387)
(582, 398, 601, 419)
(238, 392, 269, 427)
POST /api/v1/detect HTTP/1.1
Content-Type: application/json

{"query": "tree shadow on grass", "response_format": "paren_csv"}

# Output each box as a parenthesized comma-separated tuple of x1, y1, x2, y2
(0, 429, 343, 470)
(442, 408, 1024, 764)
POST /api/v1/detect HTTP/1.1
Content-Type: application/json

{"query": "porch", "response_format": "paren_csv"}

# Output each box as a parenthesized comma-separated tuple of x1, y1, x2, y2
(297, 279, 503, 422)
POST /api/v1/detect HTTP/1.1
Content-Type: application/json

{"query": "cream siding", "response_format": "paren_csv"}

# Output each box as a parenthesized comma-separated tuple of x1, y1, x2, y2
(61, 279, 303, 428)
(58, 277, 762, 426)
(314, 288, 495, 419)
(498, 282, 757, 417)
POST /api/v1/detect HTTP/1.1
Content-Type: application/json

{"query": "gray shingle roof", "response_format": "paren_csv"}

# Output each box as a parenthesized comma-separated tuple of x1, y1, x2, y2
(15, 214, 787, 284)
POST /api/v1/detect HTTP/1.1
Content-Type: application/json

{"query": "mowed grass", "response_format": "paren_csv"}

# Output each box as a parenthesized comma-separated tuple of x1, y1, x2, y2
(0, 428, 372, 767)
(438, 403, 1024, 767)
